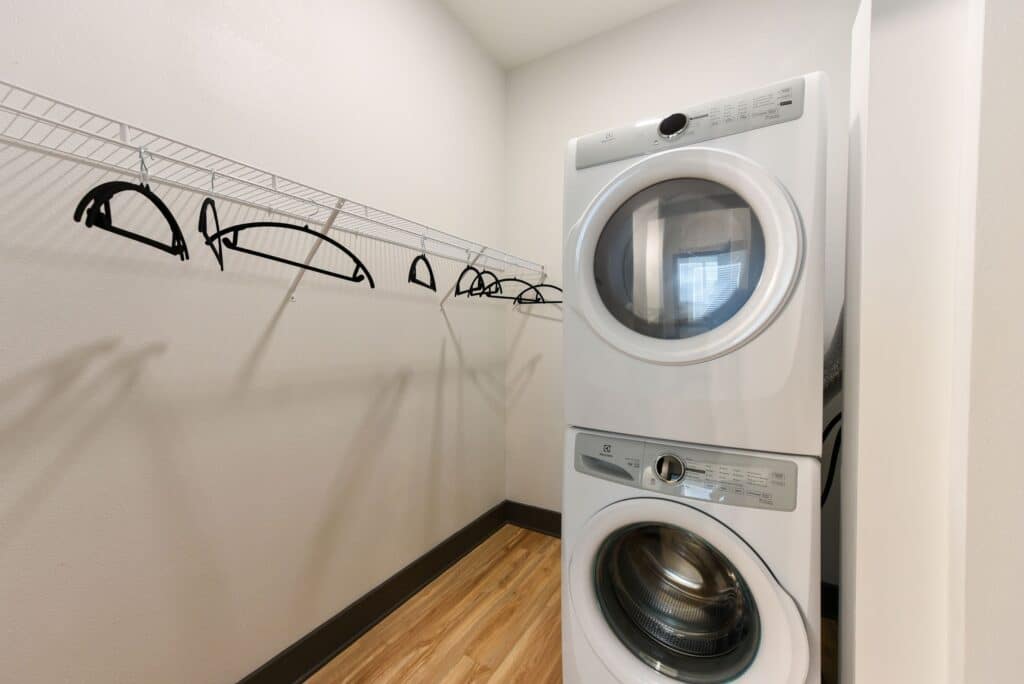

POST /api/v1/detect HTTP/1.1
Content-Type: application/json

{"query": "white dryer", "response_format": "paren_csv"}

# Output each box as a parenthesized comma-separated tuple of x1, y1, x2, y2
(562, 428, 820, 683)
(563, 74, 828, 456)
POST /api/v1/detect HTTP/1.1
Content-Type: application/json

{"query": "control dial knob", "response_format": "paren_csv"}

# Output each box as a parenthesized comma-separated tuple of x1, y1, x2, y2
(655, 453, 686, 484)
(658, 112, 689, 139)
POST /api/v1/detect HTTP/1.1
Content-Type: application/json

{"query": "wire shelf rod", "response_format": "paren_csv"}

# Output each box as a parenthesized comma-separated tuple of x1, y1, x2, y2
(3, 99, 518, 269)
(0, 79, 544, 275)
(0, 134, 526, 273)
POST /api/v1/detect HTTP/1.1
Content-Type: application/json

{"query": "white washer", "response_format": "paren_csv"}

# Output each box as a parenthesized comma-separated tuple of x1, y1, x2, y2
(562, 428, 820, 684)
(563, 73, 828, 456)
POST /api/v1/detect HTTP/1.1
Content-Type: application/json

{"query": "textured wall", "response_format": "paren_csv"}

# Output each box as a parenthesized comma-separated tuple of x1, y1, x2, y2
(0, 1, 508, 681)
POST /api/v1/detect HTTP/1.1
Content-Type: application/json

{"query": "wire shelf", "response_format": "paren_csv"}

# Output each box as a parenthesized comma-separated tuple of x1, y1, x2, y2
(0, 79, 544, 276)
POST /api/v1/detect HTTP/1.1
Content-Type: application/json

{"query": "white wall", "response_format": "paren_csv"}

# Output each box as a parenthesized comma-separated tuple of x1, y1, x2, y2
(0, 1, 508, 682)
(963, 0, 1024, 680)
(843, 0, 984, 682)
(503, 0, 858, 513)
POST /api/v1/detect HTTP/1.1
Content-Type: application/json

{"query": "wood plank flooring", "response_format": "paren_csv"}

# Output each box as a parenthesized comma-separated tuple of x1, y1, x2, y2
(308, 524, 839, 683)
(822, 617, 838, 684)
(308, 525, 561, 684)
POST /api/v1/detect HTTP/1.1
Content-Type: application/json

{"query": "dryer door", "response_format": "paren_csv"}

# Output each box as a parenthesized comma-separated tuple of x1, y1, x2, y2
(568, 498, 809, 684)
(567, 146, 803, 365)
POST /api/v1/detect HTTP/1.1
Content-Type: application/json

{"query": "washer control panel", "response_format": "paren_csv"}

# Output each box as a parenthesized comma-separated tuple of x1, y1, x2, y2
(574, 432, 644, 486)
(575, 76, 805, 170)
(575, 431, 798, 512)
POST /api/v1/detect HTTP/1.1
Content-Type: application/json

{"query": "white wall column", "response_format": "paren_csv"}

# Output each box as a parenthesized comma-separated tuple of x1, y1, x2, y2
(961, 1, 1024, 681)
(844, 1, 984, 682)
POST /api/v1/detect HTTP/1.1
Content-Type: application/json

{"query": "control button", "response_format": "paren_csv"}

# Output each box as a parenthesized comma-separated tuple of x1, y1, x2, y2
(658, 113, 689, 139)
(655, 453, 685, 484)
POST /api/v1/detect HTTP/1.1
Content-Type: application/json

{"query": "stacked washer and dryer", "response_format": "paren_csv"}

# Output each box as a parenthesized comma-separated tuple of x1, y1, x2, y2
(562, 73, 828, 683)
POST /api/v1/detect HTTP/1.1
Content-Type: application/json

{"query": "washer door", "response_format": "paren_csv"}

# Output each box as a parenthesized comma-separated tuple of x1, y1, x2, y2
(569, 499, 809, 683)
(567, 147, 803, 365)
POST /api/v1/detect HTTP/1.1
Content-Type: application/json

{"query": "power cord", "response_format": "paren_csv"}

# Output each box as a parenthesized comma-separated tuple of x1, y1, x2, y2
(821, 412, 842, 507)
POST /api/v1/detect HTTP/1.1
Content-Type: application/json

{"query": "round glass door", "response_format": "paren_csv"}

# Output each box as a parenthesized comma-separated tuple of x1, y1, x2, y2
(569, 147, 802, 365)
(593, 179, 766, 341)
(594, 523, 760, 683)
(568, 498, 810, 683)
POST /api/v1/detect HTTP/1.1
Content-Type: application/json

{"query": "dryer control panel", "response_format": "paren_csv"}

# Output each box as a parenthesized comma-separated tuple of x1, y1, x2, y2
(574, 431, 798, 512)
(575, 76, 806, 170)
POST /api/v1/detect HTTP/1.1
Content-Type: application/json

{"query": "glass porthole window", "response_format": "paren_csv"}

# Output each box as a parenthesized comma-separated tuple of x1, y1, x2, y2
(594, 523, 761, 683)
(592, 179, 766, 341)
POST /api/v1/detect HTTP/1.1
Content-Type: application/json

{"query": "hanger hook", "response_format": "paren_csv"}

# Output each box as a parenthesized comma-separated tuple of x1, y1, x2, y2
(138, 146, 150, 186)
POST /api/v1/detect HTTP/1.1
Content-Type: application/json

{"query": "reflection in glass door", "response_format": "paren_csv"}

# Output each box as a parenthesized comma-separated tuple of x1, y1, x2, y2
(593, 178, 766, 341)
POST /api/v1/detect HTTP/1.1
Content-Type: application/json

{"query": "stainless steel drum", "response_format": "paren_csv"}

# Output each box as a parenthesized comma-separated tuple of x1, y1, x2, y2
(594, 523, 761, 683)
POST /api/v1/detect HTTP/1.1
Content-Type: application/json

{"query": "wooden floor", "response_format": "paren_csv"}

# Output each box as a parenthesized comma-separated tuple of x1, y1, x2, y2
(309, 525, 561, 684)
(308, 524, 838, 683)
(822, 617, 838, 684)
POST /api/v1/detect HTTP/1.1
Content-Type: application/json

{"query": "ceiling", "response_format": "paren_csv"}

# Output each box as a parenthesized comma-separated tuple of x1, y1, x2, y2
(440, 0, 681, 68)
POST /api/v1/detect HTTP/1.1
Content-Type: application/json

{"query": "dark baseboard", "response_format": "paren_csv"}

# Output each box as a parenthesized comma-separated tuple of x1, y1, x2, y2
(504, 500, 561, 538)
(239, 499, 559, 684)
(822, 581, 839, 620)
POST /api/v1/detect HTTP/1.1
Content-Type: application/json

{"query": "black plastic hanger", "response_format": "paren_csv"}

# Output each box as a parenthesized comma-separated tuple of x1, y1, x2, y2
(197, 197, 225, 269)
(408, 253, 437, 291)
(481, 277, 534, 301)
(198, 197, 374, 287)
(454, 265, 483, 297)
(73, 181, 189, 260)
(513, 283, 563, 305)
(470, 270, 500, 297)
